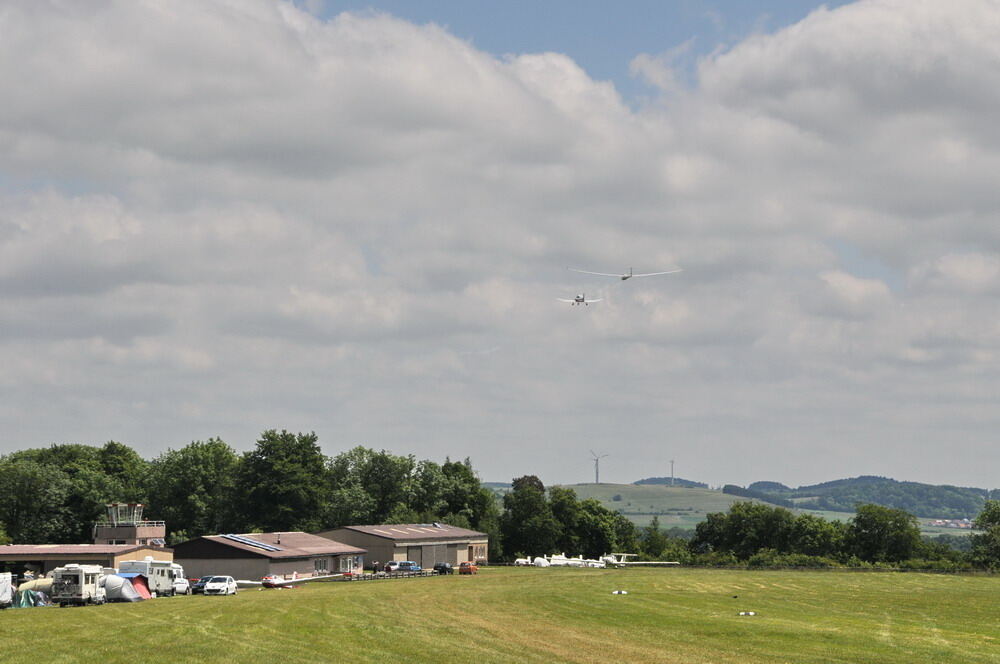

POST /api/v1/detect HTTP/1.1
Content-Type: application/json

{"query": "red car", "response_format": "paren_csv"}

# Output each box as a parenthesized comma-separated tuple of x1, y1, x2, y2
(458, 562, 478, 575)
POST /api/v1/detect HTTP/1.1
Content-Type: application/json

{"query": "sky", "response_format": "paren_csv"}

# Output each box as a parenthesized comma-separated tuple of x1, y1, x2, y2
(2, 0, 999, 490)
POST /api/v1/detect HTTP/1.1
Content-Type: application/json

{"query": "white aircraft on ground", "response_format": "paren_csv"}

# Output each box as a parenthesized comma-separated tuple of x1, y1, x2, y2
(568, 267, 682, 281)
(237, 573, 344, 589)
(557, 293, 603, 306)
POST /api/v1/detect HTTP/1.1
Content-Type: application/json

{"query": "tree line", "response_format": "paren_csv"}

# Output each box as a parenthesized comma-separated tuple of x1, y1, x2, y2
(633, 500, 1000, 571)
(0, 432, 502, 558)
(744, 476, 1000, 519)
(2, 434, 998, 570)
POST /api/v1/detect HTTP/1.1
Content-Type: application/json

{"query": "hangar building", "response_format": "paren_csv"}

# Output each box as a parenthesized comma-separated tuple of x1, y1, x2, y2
(172, 531, 366, 580)
(317, 523, 488, 568)
(0, 544, 173, 575)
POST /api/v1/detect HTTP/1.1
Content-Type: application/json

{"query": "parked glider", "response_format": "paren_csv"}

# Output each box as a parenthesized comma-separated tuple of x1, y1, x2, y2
(237, 573, 344, 589)
(557, 294, 602, 306)
(568, 267, 682, 281)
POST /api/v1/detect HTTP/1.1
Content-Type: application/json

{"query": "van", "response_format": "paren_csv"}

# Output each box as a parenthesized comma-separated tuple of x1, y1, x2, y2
(51, 564, 107, 606)
(118, 557, 184, 597)
(0, 572, 12, 609)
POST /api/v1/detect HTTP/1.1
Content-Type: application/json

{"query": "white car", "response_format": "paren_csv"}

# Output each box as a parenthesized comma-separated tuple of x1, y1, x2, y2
(202, 576, 238, 595)
(172, 576, 191, 595)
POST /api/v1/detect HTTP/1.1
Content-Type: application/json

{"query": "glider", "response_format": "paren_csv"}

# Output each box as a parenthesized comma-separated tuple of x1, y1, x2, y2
(568, 267, 682, 281)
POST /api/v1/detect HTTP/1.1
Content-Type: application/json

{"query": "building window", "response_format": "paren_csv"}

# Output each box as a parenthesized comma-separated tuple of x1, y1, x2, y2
(314, 558, 328, 573)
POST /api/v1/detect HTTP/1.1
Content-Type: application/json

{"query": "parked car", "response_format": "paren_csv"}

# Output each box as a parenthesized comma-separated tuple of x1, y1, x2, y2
(190, 576, 213, 594)
(458, 562, 478, 575)
(172, 576, 191, 595)
(397, 561, 421, 572)
(202, 576, 238, 595)
(383, 561, 400, 572)
(432, 562, 453, 575)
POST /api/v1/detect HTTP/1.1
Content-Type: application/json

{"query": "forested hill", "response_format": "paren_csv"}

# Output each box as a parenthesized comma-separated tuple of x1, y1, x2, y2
(746, 476, 1000, 518)
(634, 477, 708, 489)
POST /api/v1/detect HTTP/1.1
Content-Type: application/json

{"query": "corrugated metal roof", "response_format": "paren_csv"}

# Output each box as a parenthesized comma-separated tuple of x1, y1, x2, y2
(0, 544, 170, 556)
(336, 523, 487, 541)
(199, 532, 364, 558)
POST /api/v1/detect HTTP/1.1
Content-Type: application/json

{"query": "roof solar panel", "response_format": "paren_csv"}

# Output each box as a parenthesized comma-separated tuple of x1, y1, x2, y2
(221, 533, 283, 552)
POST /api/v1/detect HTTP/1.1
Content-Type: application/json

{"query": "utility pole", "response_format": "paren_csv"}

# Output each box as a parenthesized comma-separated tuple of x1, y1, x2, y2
(591, 450, 609, 484)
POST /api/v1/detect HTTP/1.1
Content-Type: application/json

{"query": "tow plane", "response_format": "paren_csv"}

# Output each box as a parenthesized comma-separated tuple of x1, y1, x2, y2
(568, 267, 682, 281)
(557, 293, 602, 306)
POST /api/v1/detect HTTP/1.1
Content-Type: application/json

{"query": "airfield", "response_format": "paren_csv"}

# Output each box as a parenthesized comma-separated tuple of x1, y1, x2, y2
(2, 567, 997, 663)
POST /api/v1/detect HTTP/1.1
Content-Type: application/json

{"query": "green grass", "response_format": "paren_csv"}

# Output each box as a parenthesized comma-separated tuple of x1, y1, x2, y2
(2, 568, 998, 663)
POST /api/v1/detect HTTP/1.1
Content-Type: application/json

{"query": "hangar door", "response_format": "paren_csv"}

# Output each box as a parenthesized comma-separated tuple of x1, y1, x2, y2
(424, 544, 447, 566)
(406, 546, 422, 566)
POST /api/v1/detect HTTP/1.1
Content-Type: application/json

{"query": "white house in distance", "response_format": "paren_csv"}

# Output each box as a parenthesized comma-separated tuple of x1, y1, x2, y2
(316, 523, 488, 568)
(172, 532, 366, 580)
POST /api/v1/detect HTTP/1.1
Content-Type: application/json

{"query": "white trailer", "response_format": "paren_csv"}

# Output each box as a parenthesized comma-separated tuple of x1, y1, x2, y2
(51, 564, 107, 607)
(118, 557, 183, 597)
(0, 572, 13, 609)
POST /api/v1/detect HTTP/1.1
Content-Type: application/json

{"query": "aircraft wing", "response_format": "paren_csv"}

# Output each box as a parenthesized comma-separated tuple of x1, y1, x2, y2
(585, 298, 603, 303)
(568, 268, 624, 277)
(631, 269, 683, 277)
(556, 298, 577, 303)
(266, 574, 344, 586)
(236, 579, 262, 588)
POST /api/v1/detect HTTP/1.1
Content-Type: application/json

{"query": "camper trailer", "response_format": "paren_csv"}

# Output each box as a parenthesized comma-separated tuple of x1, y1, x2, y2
(51, 564, 107, 606)
(0, 572, 13, 609)
(118, 557, 183, 597)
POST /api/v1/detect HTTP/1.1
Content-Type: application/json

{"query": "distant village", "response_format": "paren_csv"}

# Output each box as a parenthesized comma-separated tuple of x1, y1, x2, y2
(927, 518, 975, 530)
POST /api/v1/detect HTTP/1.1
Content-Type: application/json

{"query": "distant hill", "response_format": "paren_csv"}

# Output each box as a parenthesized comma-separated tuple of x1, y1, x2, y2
(482, 482, 511, 498)
(744, 476, 999, 519)
(634, 477, 708, 489)
(722, 484, 794, 508)
(565, 483, 786, 530)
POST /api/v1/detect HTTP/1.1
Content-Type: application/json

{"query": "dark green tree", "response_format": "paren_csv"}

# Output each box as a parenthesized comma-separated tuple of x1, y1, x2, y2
(549, 486, 582, 554)
(98, 441, 149, 502)
(0, 459, 73, 543)
(410, 460, 446, 517)
(500, 475, 560, 559)
(789, 513, 844, 557)
(234, 430, 328, 532)
(846, 503, 921, 562)
(7, 444, 132, 542)
(575, 498, 617, 558)
(145, 438, 239, 539)
(970, 499, 1000, 569)
(326, 447, 415, 524)
(611, 512, 639, 555)
(641, 515, 669, 559)
(690, 502, 795, 559)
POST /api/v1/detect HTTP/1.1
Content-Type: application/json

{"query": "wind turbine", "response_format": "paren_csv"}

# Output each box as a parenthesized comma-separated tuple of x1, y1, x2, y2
(590, 450, 609, 484)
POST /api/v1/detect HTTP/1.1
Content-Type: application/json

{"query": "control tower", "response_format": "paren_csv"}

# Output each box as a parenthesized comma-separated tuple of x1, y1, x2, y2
(92, 503, 166, 546)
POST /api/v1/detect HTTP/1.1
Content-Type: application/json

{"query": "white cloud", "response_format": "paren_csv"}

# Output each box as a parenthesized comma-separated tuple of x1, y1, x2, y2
(1, 0, 999, 488)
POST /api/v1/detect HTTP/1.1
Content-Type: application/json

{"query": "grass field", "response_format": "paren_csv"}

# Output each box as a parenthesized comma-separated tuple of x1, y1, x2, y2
(567, 483, 771, 529)
(2, 567, 998, 663)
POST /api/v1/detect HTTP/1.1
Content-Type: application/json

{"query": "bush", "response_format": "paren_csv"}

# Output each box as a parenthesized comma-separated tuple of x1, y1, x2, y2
(693, 551, 742, 567)
(746, 549, 837, 569)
